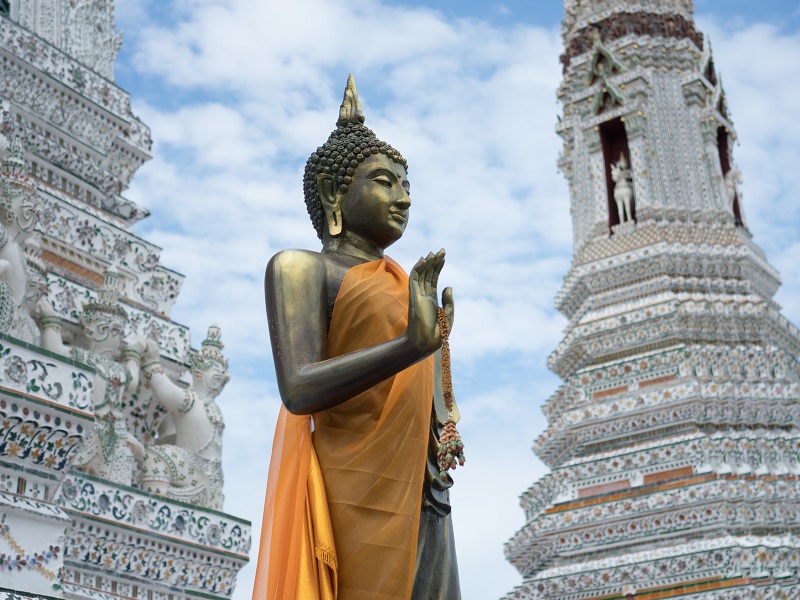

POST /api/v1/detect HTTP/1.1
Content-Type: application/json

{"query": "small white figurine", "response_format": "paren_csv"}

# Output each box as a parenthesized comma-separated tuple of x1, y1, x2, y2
(724, 166, 743, 216)
(610, 153, 635, 224)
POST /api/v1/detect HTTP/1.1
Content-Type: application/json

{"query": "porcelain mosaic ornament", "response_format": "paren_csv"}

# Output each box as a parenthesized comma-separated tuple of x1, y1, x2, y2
(503, 1, 800, 598)
(0, 2, 249, 599)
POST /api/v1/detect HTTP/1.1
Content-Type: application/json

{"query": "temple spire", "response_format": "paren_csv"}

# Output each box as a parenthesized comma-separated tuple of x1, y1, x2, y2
(503, 2, 800, 599)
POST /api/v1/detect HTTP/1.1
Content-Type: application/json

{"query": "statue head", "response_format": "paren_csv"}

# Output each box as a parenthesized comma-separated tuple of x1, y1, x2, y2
(80, 266, 129, 351)
(303, 75, 407, 241)
(610, 153, 629, 172)
(0, 137, 38, 241)
(188, 324, 230, 396)
(610, 153, 631, 182)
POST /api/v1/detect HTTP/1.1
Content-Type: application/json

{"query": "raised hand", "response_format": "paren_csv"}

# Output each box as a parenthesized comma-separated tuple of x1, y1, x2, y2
(125, 333, 147, 356)
(406, 248, 446, 356)
(35, 297, 58, 319)
(143, 339, 161, 364)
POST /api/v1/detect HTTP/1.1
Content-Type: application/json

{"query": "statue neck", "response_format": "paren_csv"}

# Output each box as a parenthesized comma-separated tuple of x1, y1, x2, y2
(322, 231, 384, 264)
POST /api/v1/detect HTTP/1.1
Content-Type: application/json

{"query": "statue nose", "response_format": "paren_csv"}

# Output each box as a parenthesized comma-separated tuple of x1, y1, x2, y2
(395, 192, 410, 209)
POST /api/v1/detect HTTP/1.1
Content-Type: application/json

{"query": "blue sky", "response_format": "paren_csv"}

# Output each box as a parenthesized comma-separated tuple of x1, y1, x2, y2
(111, 1, 800, 599)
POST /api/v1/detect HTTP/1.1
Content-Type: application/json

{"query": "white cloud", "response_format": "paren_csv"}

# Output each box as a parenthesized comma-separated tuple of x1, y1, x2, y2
(115, 3, 800, 600)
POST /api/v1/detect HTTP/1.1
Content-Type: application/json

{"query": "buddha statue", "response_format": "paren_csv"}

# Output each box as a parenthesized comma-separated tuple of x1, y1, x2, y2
(253, 75, 460, 600)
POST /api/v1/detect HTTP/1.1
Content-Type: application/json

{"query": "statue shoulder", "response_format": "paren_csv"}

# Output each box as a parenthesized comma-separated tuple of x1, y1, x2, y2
(265, 249, 337, 309)
(267, 249, 328, 284)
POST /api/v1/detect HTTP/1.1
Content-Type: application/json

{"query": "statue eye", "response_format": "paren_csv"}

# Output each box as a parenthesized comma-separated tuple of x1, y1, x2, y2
(374, 177, 392, 187)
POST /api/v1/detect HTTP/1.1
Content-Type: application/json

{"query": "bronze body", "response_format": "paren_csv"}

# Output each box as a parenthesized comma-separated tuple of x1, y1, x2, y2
(264, 75, 460, 598)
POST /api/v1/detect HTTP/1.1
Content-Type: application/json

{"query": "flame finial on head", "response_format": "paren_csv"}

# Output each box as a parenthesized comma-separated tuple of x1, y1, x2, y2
(337, 74, 365, 127)
(189, 324, 229, 371)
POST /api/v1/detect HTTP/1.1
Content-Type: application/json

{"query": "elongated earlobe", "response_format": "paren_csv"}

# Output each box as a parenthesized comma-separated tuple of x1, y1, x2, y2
(318, 173, 343, 237)
(328, 209, 342, 236)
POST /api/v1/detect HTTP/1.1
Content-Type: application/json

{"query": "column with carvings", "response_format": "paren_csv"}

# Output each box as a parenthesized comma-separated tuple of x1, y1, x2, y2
(0, 3, 250, 600)
(504, 1, 800, 599)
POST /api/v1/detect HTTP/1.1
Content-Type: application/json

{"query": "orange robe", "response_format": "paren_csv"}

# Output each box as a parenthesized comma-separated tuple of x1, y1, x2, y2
(253, 257, 434, 600)
(251, 408, 337, 600)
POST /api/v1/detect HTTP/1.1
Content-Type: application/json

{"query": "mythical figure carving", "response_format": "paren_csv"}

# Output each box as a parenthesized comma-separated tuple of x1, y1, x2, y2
(15, 0, 63, 49)
(37, 266, 145, 485)
(253, 75, 460, 600)
(12, 234, 49, 344)
(610, 153, 634, 223)
(64, 0, 122, 80)
(724, 166, 743, 218)
(140, 325, 229, 510)
(0, 136, 43, 342)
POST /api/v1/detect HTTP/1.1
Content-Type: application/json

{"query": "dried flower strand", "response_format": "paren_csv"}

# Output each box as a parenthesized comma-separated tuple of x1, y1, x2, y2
(436, 307, 465, 481)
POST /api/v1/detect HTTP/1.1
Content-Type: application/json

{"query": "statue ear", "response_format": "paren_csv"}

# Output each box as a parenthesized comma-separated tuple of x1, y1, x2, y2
(317, 173, 343, 237)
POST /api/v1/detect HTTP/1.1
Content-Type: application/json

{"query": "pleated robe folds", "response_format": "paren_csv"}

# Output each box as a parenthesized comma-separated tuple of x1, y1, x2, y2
(253, 257, 434, 600)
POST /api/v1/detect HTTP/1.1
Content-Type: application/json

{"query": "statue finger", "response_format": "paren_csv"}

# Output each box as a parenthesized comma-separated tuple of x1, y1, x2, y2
(423, 251, 440, 295)
(410, 256, 424, 288)
(422, 256, 434, 291)
(411, 255, 425, 276)
(420, 252, 435, 295)
(442, 287, 454, 328)
(430, 252, 445, 297)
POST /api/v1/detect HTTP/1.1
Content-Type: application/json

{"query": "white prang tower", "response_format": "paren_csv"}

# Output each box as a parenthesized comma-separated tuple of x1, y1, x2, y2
(504, 1, 800, 599)
(0, 3, 249, 600)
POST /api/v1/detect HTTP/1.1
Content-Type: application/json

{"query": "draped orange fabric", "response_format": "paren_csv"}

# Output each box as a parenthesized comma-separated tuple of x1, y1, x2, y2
(315, 257, 434, 600)
(253, 256, 433, 600)
(252, 406, 337, 600)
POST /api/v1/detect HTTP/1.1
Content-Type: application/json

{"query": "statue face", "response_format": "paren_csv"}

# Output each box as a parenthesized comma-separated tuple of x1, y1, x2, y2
(24, 273, 48, 306)
(1, 188, 37, 238)
(83, 317, 125, 349)
(341, 153, 410, 249)
(15, 194, 37, 235)
(193, 362, 230, 395)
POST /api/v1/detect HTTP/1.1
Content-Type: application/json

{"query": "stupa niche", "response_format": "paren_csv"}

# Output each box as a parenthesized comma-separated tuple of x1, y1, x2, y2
(504, 1, 800, 599)
(0, 3, 250, 600)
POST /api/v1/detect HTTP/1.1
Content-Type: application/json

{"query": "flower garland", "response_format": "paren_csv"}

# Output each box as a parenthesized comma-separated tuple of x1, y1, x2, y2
(436, 307, 465, 481)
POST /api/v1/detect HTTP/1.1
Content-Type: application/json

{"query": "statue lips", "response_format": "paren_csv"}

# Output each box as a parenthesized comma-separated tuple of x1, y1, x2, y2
(388, 210, 407, 225)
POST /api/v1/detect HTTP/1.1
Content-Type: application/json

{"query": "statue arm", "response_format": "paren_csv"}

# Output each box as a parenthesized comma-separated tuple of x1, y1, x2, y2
(40, 325, 70, 356)
(149, 370, 189, 413)
(142, 339, 186, 412)
(123, 335, 146, 393)
(266, 249, 446, 416)
(126, 358, 140, 393)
